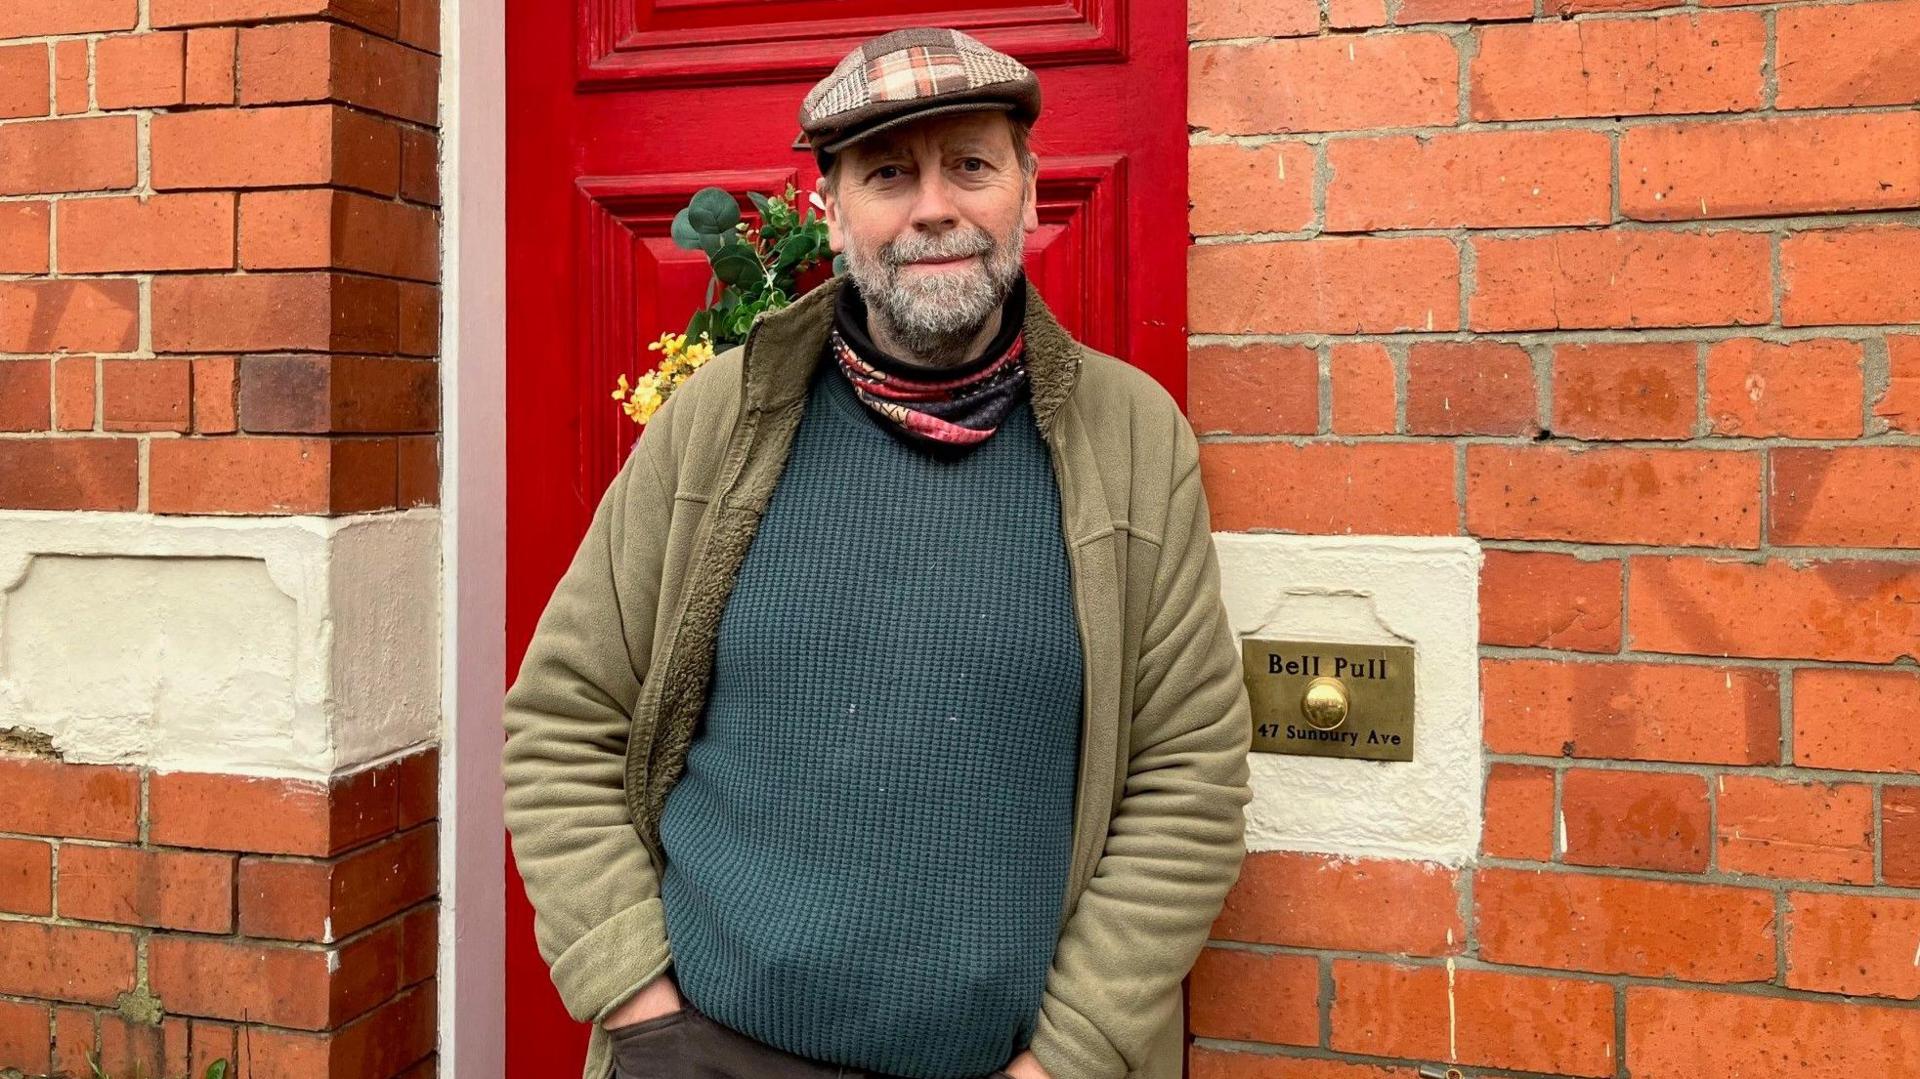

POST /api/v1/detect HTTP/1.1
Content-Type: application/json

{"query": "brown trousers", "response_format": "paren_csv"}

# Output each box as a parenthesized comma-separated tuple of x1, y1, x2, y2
(609, 999, 1016, 1079)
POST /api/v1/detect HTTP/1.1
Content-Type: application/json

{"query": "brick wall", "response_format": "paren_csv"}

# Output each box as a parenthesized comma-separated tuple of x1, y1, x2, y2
(0, 1, 442, 1076)
(1187, 0, 1920, 1075)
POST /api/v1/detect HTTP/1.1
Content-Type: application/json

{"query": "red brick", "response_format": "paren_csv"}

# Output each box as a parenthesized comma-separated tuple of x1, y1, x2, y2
(1190, 35, 1458, 135)
(192, 355, 239, 433)
(1793, 667, 1920, 774)
(1328, 0, 1386, 28)
(0, 0, 136, 36)
(1561, 767, 1708, 872)
(397, 435, 437, 506)
(1885, 786, 1920, 886)
(1189, 141, 1314, 236)
(0, 279, 139, 354)
(96, 1012, 167, 1079)
(1328, 129, 1610, 230)
(150, 434, 398, 514)
(1191, 237, 1459, 334)
(237, 353, 438, 433)
(0, 837, 52, 915)
(240, 188, 441, 281)
(0, 998, 50, 1077)
(183, 27, 238, 106)
(58, 845, 235, 933)
(1705, 338, 1863, 438)
(1201, 442, 1458, 535)
(1187, 344, 1317, 436)
(59, 193, 237, 274)
(95, 31, 187, 109)
(1215, 850, 1463, 957)
(1405, 341, 1537, 436)
(0, 757, 139, 840)
(1471, 13, 1766, 121)
(1623, 113, 1920, 222)
(1717, 774, 1873, 884)
(0, 921, 137, 1004)
(1773, 447, 1920, 548)
(1628, 555, 1920, 663)
(1784, 891, 1920, 1000)
(239, 822, 437, 941)
(1783, 226, 1920, 327)
(0, 438, 138, 510)
(397, 281, 438, 356)
(398, 0, 437, 52)
(0, 43, 47, 119)
(54, 356, 98, 431)
(1551, 341, 1696, 440)
(1627, 985, 1920, 1076)
(1466, 444, 1760, 547)
(1776, 0, 1920, 109)
(1482, 762, 1555, 861)
(1332, 961, 1616, 1076)
(1878, 335, 1920, 433)
(399, 125, 439, 206)
(152, 104, 401, 195)
(1476, 866, 1775, 980)
(153, 0, 404, 35)
(100, 358, 193, 433)
(1470, 230, 1770, 332)
(1189, 948, 1319, 1047)
(148, 934, 334, 1029)
(0, 116, 137, 196)
(239, 21, 438, 125)
(50, 1006, 94, 1078)
(1479, 550, 1622, 652)
(1329, 342, 1394, 435)
(1397, 0, 1531, 23)
(53, 39, 89, 114)
(1189, 1051, 1421, 1079)
(152, 272, 398, 354)
(0, 200, 49, 274)
(1482, 658, 1779, 764)
(150, 762, 404, 856)
(0, 360, 49, 432)
(1190, 0, 1318, 34)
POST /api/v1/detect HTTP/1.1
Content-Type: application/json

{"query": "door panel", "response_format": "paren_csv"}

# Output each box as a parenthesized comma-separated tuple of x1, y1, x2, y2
(506, 2, 1184, 1073)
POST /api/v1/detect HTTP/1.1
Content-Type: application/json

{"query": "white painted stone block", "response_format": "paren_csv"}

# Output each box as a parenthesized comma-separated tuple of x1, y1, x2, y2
(0, 509, 441, 779)
(1214, 533, 1484, 866)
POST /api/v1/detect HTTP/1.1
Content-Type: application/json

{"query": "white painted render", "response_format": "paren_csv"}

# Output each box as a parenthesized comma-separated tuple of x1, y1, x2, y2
(1214, 533, 1485, 866)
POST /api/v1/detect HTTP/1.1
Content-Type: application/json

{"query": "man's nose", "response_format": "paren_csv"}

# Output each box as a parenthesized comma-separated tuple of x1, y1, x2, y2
(908, 171, 960, 232)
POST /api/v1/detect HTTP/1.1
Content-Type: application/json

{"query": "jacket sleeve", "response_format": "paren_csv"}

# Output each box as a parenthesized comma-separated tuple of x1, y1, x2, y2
(501, 402, 679, 1028)
(1027, 417, 1255, 1079)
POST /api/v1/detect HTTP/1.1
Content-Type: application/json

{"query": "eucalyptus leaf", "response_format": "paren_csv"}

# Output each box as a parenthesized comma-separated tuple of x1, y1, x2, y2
(747, 191, 772, 218)
(687, 187, 740, 233)
(712, 247, 763, 288)
(669, 208, 704, 251)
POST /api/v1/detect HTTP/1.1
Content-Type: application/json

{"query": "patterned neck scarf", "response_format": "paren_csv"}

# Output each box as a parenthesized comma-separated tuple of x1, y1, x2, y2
(828, 274, 1031, 450)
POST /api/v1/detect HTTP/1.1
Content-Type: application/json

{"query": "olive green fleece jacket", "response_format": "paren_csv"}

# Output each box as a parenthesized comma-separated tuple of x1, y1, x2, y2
(501, 274, 1254, 1079)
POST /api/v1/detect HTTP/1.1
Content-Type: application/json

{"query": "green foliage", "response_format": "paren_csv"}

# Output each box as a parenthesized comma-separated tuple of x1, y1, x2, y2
(79, 1049, 229, 1079)
(669, 183, 845, 351)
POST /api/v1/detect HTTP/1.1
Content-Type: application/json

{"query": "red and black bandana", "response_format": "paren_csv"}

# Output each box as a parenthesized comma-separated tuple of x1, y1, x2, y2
(829, 275, 1032, 451)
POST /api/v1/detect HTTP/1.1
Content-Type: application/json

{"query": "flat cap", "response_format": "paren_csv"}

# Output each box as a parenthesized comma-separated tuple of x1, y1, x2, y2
(799, 28, 1040, 171)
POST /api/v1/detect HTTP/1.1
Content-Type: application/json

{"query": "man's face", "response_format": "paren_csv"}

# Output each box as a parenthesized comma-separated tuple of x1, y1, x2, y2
(817, 110, 1040, 360)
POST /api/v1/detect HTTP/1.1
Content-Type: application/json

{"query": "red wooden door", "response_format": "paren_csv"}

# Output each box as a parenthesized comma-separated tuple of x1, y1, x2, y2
(504, 2, 1187, 1073)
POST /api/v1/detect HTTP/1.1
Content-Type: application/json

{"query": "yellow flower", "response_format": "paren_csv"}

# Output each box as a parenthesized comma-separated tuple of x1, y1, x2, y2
(618, 330, 720, 425)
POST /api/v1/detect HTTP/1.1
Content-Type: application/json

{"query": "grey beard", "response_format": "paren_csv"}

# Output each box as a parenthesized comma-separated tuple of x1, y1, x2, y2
(845, 218, 1027, 368)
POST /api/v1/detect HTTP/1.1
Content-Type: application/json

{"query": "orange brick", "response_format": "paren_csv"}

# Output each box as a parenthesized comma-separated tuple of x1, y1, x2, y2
(0, 438, 138, 511)
(1623, 113, 1920, 221)
(1187, 344, 1317, 436)
(1706, 338, 1863, 438)
(0, 360, 50, 432)
(1398, 0, 1531, 22)
(1479, 550, 1623, 652)
(1215, 851, 1463, 957)
(1777, 0, 1920, 109)
(1470, 230, 1770, 331)
(192, 355, 239, 433)
(101, 358, 194, 433)
(1772, 447, 1920, 548)
(1481, 658, 1779, 765)
(240, 188, 441, 281)
(1405, 341, 1537, 436)
(54, 39, 89, 114)
(152, 104, 400, 195)
(50, 1006, 94, 1077)
(1189, 948, 1319, 1047)
(1885, 786, 1920, 886)
(1471, 13, 1766, 121)
(0, 279, 139, 353)
(1189, 141, 1314, 236)
(0, 998, 50, 1077)
(1551, 341, 1697, 440)
(54, 356, 99, 431)
(149, 761, 405, 856)
(1189, 0, 1319, 37)
(238, 822, 437, 941)
(1327, 130, 1610, 230)
(0, 0, 136, 36)
(0, 921, 137, 1005)
(1476, 866, 1774, 980)
(1627, 985, 1920, 1076)
(1878, 335, 1920, 433)
(1561, 767, 1708, 872)
(0, 200, 49, 274)
(95, 31, 187, 109)
(59, 193, 236, 274)
(1794, 668, 1920, 774)
(0, 116, 137, 196)
(1332, 961, 1616, 1076)
(153, 0, 404, 36)
(150, 434, 400, 514)
(1628, 555, 1920, 663)
(148, 934, 333, 1029)
(0, 837, 52, 915)
(1190, 1050, 1421, 1079)
(1327, 0, 1385, 28)
(1716, 774, 1873, 884)
(1783, 226, 1920, 327)
(0, 758, 139, 840)
(1328, 342, 1394, 435)
(1191, 237, 1459, 334)
(1784, 891, 1920, 1000)
(185, 27, 237, 105)
(1190, 35, 1458, 135)
(1482, 762, 1555, 861)
(58, 845, 235, 933)
(1466, 444, 1761, 547)
(1201, 442, 1458, 535)
(95, 1012, 167, 1079)
(0, 42, 47, 119)
(151, 273, 398, 353)
(238, 22, 438, 124)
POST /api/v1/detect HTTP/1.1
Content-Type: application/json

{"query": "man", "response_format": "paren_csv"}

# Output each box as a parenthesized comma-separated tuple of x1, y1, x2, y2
(502, 26, 1253, 1079)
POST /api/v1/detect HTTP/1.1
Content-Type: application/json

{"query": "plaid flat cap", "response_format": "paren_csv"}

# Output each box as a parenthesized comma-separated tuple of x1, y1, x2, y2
(799, 28, 1041, 170)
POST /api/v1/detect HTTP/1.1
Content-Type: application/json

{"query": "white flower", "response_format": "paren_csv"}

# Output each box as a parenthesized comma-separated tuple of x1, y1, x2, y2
(809, 190, 827, 212)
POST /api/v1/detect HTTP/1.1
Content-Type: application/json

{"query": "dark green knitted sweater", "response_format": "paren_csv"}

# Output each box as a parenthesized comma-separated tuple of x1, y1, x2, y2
(655, 345, 1084, 1079)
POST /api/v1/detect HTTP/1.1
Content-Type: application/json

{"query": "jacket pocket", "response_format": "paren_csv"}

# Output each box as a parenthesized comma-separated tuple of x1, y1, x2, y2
(607, 1006, 691, 1078)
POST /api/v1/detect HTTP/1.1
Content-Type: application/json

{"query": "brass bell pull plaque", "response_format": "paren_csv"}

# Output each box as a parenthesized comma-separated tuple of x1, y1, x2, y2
(1241, 640, 1416, 762)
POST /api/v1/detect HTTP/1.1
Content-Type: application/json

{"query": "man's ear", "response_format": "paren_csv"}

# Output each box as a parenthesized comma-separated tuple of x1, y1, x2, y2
(1021, 166, 1040, 234)
(815, 174, 845, 254)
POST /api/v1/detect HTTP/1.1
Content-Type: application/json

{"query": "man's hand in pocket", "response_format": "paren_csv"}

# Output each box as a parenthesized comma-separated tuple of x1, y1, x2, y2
(1001, 1050, 1054, 1079)
(602, 973, 684, 1031)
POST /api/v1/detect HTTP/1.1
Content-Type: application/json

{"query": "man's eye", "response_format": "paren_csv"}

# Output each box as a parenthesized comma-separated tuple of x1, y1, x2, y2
(960, 158, 986, 172)
(871, 165, 903, 181)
